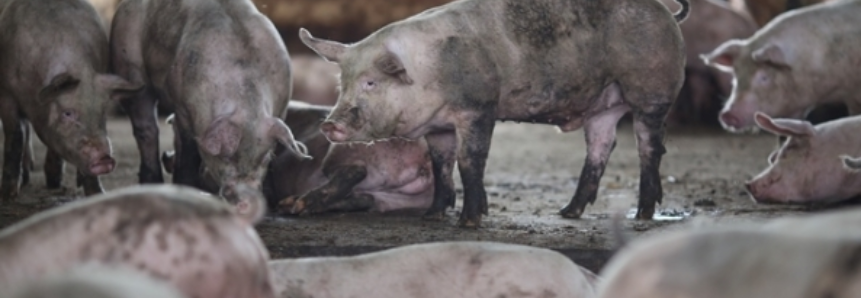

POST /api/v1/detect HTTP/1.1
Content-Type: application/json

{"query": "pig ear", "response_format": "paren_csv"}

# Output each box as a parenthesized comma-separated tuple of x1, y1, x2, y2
(97, 74, 144, 100)
(201, 118, 242, 157)
(751, 44, 790, 69)
(754, 112, 814, 138)
(38, 72, 81, 102)
(702, 40, 742, 73)
(299, 28, 347, 63)
(375, 52, 414, 85)
(267, 117, 312, 160)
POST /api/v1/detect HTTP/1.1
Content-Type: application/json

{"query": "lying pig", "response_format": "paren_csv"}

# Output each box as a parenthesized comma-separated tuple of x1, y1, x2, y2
(703, 0, 861, 132)
(269, 242, 599, 298)
(6, 264, 187, 298)
(110, 0, 308, 208)
(266, 101, 434, 214)
(300, 0, 690, 227)
(660, 0, 757, 126)
(291, 55, 341, 106)
(729, 0, 831, 27)
(745, 112, 861, 204)
(0, 0, 140, 200)
(0, 184, 275, 298)
(597, 208, 861, 298)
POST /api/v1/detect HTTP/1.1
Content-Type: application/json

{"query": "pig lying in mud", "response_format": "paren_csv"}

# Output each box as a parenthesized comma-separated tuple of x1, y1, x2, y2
(745, 112, 861, 204)
(0, 185, 275, 298)
(0, 0, 140, 200)
(269, 242, 599, 298)
(110, 0, 308, 210)
(7, 264, 187, 298)
(267, 101, 434, 215)
(660, 0, 757, 126)
(300, 0, 690, 227)
(598, 208, 861, 298)
(703, 0, 861, 132)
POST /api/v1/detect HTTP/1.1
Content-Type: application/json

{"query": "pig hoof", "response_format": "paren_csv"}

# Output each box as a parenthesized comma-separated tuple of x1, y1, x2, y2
(277, 196, 304, 215)
(559, 204, 585, 219)
(635, 207, 655, 220)
(422, 210, 447, 221)
(457, 216, 482, 229)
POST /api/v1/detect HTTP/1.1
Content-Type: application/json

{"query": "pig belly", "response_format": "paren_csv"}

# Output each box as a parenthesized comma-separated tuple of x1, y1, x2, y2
(355, 170, 434, 212)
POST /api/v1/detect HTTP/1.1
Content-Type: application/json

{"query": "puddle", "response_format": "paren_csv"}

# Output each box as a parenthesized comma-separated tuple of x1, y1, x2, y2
(626, 208, 691, 221)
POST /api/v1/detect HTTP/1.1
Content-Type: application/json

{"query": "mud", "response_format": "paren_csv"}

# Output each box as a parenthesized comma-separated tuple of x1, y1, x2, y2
(0, 118, 846, 274)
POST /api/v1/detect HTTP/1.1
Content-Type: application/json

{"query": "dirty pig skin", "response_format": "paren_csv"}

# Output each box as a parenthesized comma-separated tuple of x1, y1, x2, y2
(300, 0, 690, 227)
(110, 0, 309, 211)
(0, 0, 141, 200)
(0, 185, 276, 298)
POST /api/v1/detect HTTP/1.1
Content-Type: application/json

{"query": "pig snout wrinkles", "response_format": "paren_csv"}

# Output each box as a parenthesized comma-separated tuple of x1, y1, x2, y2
(321, 121, 349, 142)
(719, 111, 743, 130)
(745, 174, 782, 204)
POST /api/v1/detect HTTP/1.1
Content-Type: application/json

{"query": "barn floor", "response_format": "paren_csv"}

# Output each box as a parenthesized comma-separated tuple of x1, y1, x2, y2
(0, 117, 840, 273)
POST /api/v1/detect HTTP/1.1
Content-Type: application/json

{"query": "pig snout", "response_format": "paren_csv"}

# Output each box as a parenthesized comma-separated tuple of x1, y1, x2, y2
(321, 121, 350, 142)
(719, 111, 744, 130)
(88, 155, 116, 175)
(221, 183, 266, 224)
(745, 178, 783, 205)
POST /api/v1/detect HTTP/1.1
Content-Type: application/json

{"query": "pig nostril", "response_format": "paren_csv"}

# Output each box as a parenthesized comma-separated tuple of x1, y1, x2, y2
(321, 122, 336, 134)
(719, 113, 738, 127)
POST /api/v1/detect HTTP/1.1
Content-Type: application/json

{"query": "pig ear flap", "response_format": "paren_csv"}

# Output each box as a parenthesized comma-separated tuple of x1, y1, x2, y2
(702, 40, 742, 73)
(200, 118, 242, 158)
(299, 28, 347, 63)
(38, 72, 81, 103)
(97, 74, 144, 101)
(751, 44, 790, 69)
(375, 52, 413, 85)
(267, 117, 312, 160)
(754, 112, 814, 138)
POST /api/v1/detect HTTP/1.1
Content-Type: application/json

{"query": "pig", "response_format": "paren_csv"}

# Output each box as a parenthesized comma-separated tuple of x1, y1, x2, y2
(268, 241, 599, 298)
(744, 112, 861, 204)
(291, 55, 341, 106)
(0, 0, 141, 200)
(299, 0, 690, 227)
(702, 0, 861, 132)
(0, 184, 275, 298)
(597, 208, 861, 298)
(6, 264, 187, 298)
(265, 101, 434, 214)
(660, 0, 757, 126)
(729, 0, 832, 27)
(110, 0, 309, 209)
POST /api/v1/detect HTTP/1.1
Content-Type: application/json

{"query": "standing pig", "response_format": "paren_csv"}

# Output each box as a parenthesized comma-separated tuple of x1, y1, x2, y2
(744, 112, 861, 204)
(110, 0, 308, 209)
(269, 241, 599, 298)
(702, 0, 861, 132)
(265, 101, 434, 215)
(660, 0, 757, 126)
(0, 0, 141, 200)
(0, 185, 275, 298)
(6, 264, 187, 298)
(300, 0, 690, 227)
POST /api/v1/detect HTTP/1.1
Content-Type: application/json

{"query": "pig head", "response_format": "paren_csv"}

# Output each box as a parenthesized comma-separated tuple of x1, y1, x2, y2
(745, 112, 861, 204)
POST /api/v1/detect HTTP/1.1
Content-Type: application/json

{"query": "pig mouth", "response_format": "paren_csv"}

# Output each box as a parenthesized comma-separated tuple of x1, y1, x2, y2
(87, 156, 116, 175)
(320, 120, 353, 143)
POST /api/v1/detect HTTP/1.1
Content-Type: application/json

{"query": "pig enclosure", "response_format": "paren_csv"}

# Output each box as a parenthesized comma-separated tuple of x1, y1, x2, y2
(0, 117, 838, 273)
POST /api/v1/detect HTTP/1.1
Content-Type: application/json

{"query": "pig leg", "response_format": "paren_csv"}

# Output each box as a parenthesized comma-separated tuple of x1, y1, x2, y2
(323, 193, 375, 212)
(453, 114, 496, 228)
(632, 106, 672, 220)
(0, 108, 25, 201)
(560, 109, 627, 219)
(172, 130, 203, 188)
(76, 171, 104, 196)
(283, 165, 368, 214)
(422, 132, 457, 220)
(20, 121, 32, 187)
(44, 150, 65, 189)
(121, 91, 163, 184)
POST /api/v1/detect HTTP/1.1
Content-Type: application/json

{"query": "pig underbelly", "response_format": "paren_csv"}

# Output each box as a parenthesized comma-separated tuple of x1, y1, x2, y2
(353, 171, 434, 212)
(496, 87, 619, 132)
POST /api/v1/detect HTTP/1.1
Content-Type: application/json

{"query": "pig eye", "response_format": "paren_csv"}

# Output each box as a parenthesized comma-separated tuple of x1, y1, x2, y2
(62, 110, 77, 120)
(755, 72, 771, 85)
(362, 81, 376, 90)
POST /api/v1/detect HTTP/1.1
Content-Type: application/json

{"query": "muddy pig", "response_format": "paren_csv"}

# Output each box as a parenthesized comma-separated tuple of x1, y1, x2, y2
(269, 241, 599, 298)
(300, 0, 690, 227)
(702, 0, 861, 132)
(261, 101, 434, 215)
(660, 0, 757, 126)
(0, 0, 141, 200)
(6, 264, 187, 298)
(729, 0, 833, 27)
(291, 55, 341, 106)
(598, 208, 861, 298)
(110, 0, 309, 209)
(744, 113, 861, 204)
(0, 184, 275, 298)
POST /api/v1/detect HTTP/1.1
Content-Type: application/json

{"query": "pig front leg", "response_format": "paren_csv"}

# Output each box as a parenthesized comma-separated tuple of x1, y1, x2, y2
(453, 113, 496, 228)
(0, 112, 25, 201)
(20, 121, 33, 187)
(172, 130, 203, 188)
(632, 106, 671, 220)
(561, 109, 627, 218)
(44, 149, 64, 189)
(76, 171, 105, 196)
(422, 132, 457, 220)
(121, 88, 164, 184)
(279, 165, 368, 214)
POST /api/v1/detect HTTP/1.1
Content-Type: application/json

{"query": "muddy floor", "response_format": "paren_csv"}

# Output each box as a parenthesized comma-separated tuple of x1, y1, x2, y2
(0, 117, 839, 273)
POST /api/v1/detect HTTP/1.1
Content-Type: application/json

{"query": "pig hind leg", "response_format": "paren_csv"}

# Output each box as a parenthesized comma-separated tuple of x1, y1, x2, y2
(561, 84, 629, 218)
(631, 101, 672, 220)
(0, 107, 25, 201)
(422, 132, 457, 220)
(20, 121, 33, 187)
(120, 89, 164, 184)
(281, 165, 368, 214)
